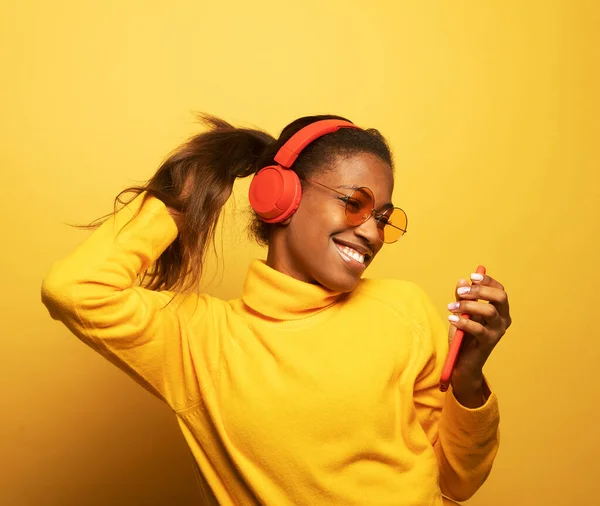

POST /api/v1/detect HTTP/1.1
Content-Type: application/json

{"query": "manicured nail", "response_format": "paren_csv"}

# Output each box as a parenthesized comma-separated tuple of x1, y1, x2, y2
(457, 286, 471, 295)
(447, 302, 460, 311)
(470, 273, 484, 282)
(448, 315, 460, 322)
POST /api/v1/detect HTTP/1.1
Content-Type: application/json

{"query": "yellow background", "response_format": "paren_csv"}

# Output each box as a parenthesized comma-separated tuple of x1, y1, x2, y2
(2, 1, 598, 504)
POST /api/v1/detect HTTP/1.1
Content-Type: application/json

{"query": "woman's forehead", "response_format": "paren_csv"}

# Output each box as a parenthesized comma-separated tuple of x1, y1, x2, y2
(322, 153, 394, 198)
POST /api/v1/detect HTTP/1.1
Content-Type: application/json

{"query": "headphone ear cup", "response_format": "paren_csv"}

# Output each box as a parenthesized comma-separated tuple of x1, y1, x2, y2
(248, 165, 302, 223)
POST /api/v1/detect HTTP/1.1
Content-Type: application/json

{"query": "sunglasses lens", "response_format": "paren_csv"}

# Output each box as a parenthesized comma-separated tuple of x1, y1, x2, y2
(378, 207, 407, 243)
(343, 187, 407, 243)
(344, 188, 374, 225)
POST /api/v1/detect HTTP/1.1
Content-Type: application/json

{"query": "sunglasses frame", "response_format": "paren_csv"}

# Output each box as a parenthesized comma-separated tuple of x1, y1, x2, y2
(305, 179, 408, 243)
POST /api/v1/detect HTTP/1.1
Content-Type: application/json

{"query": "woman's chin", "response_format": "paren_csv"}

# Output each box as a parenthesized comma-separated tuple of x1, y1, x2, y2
(316, 270, 363, 293)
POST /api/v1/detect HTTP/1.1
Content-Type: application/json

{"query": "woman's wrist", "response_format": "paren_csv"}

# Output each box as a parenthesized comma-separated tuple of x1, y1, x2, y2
(451, 370, 486, 408)
(166, 207, 182, 230)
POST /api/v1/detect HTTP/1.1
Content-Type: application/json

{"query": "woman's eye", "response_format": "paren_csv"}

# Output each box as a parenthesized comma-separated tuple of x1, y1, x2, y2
(345, 198, 361, 212)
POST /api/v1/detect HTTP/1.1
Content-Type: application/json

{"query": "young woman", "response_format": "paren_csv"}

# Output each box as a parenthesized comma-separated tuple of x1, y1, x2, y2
(42, 115, 511, 505)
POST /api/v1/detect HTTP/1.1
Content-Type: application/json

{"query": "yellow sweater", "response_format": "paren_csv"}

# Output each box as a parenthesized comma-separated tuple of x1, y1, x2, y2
(41, 195, 499, 506)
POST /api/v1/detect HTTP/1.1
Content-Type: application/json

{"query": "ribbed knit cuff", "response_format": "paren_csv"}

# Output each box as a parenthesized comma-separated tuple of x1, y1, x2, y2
(444, 378, 500, 432)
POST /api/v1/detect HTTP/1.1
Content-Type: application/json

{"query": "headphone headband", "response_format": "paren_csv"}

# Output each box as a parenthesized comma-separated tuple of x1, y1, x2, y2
(274, 119, 360, 168)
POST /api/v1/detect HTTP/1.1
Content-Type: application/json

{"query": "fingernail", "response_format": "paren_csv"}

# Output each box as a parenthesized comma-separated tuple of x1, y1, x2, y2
(457, 286, 471, 295)
(470, 273, 484, 282)
(448, 314, 460, 322)
(447, 302, 460, 311)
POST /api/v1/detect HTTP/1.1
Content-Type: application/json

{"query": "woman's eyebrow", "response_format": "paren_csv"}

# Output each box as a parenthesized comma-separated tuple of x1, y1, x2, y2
(335, 185, 394, 209)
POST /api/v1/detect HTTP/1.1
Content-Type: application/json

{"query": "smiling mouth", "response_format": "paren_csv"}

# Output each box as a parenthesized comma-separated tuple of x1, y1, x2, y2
(333, 241, 370, 270)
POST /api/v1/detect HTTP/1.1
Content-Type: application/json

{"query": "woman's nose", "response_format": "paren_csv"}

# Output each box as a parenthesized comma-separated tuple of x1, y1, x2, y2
(353, 212, 381, 245)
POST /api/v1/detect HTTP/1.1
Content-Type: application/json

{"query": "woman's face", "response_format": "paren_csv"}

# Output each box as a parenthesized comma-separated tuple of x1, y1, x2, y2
(267, 152, 395, 292)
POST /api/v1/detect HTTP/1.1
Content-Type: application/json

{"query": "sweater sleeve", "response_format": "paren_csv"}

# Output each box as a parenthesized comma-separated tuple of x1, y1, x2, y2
(41, 193, 205, 410)
(412, 286, 500, 502)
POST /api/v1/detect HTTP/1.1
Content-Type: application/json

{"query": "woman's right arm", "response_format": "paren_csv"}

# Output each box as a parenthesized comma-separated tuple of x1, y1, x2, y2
(41, 193, 206, 410)
(42, 116, 274, 408)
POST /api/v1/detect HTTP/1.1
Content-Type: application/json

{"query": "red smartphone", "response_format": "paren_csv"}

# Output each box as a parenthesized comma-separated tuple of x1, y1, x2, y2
(439, 265, 486, 392)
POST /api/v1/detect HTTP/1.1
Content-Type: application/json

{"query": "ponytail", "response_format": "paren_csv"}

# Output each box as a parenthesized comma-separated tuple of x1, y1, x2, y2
(94, 114, 275, 293)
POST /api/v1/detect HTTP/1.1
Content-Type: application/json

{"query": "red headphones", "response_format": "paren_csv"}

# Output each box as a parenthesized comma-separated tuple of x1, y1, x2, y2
(248, 119, 361, 223)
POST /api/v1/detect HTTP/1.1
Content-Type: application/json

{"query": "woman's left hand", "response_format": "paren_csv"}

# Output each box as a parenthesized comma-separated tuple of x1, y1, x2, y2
(446, 272, 512, 406)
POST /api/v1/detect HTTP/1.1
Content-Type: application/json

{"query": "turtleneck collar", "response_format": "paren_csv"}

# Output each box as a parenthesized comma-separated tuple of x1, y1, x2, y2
(241, 260, 344, 321)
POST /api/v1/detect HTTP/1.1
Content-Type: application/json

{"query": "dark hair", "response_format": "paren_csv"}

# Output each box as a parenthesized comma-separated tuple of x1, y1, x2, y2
(87, 114, 393, 293)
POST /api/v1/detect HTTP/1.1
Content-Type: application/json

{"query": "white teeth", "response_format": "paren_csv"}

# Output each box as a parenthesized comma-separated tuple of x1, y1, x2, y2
(338, 244, 365, 264)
